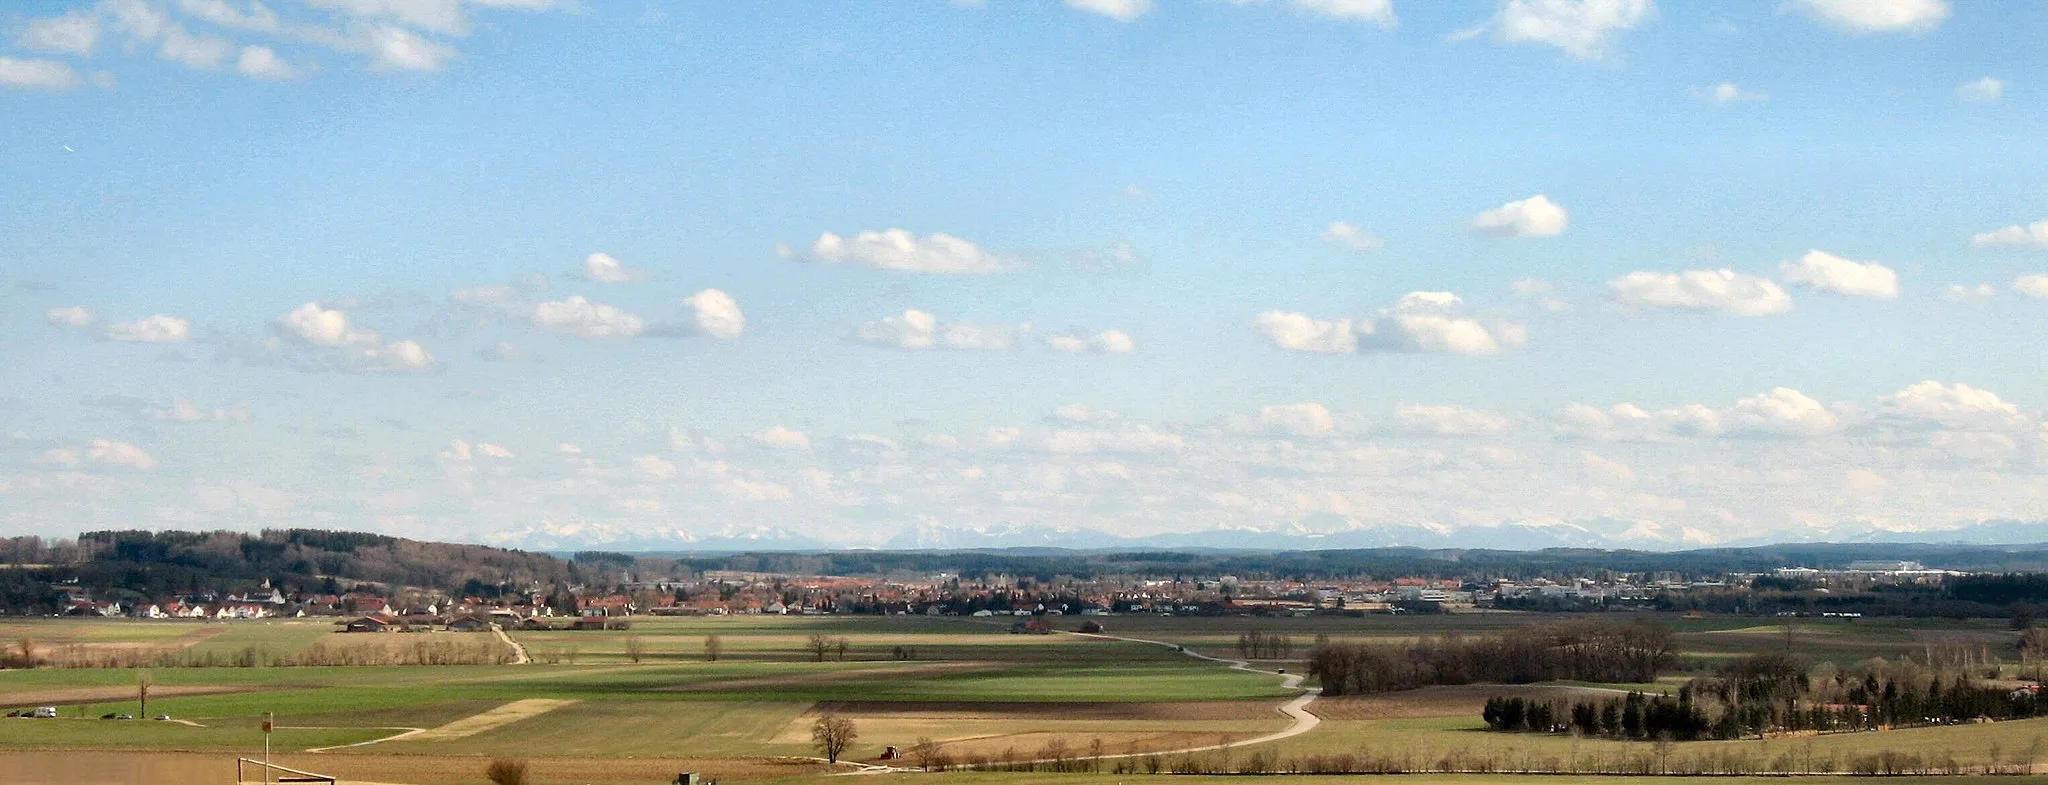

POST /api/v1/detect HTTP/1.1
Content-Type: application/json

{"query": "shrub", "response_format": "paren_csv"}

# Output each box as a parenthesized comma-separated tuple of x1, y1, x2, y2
(485, 758, 528, 785)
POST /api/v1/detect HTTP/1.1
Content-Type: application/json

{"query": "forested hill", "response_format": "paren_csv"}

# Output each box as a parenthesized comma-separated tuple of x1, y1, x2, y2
(0, 530, 567, 610)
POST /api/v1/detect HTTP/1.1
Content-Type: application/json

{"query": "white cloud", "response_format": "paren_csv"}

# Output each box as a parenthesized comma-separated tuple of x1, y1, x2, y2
(1360, 292, 1525, 355)
(1511, 278, 1570, 312)
(632, 454, 679, 480)
(1778, 249, 1900, 300)
(810, 229, 1008, 274)
(1880, 381, 2025, 431)
(579, 252, 651, 283)
(364, 24, 456, 71)
(1046, 329, 1137, 354)
(148, 400, 249, 423)
(1065, 0, 1152, 21)
(1320, 221, 1385, 252)
(1691, 82, 1766, 105)
(1251, 311, 1356, 354)
(855, 310, 1030, 351)
(2014, 275, 2048, 300)
(270, 303, 436, 373)
(1729, 388, 1838, 437)
(18, 11, 100, 56)
(1291, 0, 1397, 26)
(1255, 293, 1523, 356)
(1582, 451, 1636, 484)
(176, 0, 285, 32)
(1392, 404, 1513, 436)
(158, 24, 233, 69)
(103, 314, 192, 343)
(1787, 0, 1949, 33)
(42, 439, 158, 472)
(0, 57, 82, 90)
(1608, 269, 1795, 316)
(1956, 77, 2004, 104)
(306, 0, 470, 35)
(235, 45, 297, 80)
(276, 302, 378, 346)
(1973, 220, 2048, 250)
(1459, 0, 1656, 61)
(1941, 284, 1996, 304)
(1042, 425, 1184, 454)
(683, 289, 745, 340)
(753, 425, 811, 450)
(45, 307, 95, 328)
(1469, 194, 1569, 238)
(1261, 403, 1336, 437)
(530, 296, 647, 339)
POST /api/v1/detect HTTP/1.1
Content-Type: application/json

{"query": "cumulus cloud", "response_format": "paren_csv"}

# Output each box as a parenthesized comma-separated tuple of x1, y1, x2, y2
(1787, 0, 1949, 33)
(679, 289, 745, 340)
(753, 425, 812, 450)
(1261, 403, 1337, 437)
(270, 303, 436, 373)
(1469, 194, 1569, 238)
(1456, 0, 1656, 61)
(810, 229, 1009, 274)
(1729, 388, 1838, 437)
(1778, 250, 1900, 300)
(579, 252, 651, 283)
(1065, 0, 1152, 21)
(1941, 284, 1996, 304)
(1691, 82, 1766, 105)
(1973, 220, 2048, 250)
(1290, 0, 1397, 25)
(2016, 275, 2048, 300)
(530, 296, 647, 339)
(1250, 311, 1356, 354)
(1391, 404, 1513, 436)
(1053, 404, 1119, 423)
(147, 400, 249, 423)
(103, 314, 193, 343)
(0, 57, 82, 90)
(1608, 269, 1794, 316)
(158, 24, 233, 69)
(1046, 329, 1137, 354)
(1956, 77, 2004, 104)
(855, 310, 1030, 351)
(1255, 293, 1525, 356)
(441, 439, 515, 461)
(1880, 381, 2027, 432)
(1320, 221, 1385, 252)
(45, 307, 95, 328)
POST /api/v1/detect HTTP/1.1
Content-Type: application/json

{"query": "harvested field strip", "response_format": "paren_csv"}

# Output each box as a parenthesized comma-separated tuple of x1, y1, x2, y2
(0, 684, 257, 707)
(805, 699, 1281, 721)
(407, 698, 577, 741)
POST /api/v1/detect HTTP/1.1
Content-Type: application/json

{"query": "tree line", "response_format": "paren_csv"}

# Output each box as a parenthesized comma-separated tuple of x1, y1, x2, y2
(1484, 650, 2044, 743)
(1307, 619, 1675, 696)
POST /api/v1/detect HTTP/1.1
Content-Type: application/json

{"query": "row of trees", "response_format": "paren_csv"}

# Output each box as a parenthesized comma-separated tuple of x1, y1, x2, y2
(1236, 629, 1295, 660)
(1485, 652, 2046, 742)
(1308, 619, 1675, 696)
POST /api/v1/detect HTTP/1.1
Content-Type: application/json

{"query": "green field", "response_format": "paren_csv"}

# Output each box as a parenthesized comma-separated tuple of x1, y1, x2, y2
(3, 612, 2045, 784)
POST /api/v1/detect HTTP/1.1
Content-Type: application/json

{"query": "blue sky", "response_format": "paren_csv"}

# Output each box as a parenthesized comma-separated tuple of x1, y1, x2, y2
(3, 0, 2047, 549)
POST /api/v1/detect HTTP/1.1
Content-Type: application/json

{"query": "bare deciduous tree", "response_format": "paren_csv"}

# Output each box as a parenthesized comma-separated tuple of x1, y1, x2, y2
(137, 671, 152, 718)
(909, 737, 942, 771)
(812, 714, 858, 763)
(624, 635, 646, 663)
(704, 634, 724, 662)
(806, 633, 832, 662)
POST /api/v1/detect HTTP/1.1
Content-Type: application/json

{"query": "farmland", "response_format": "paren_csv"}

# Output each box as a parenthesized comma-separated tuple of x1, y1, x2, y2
(2, 612, 2045, 784)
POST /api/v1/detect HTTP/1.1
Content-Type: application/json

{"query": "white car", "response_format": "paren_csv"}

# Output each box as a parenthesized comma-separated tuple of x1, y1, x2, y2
(32, 707, 57, 719)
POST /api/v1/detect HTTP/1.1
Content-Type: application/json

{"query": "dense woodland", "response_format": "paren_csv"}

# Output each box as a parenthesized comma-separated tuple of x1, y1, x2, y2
(0, 530, 567, 612)
(1484, 649, 2042, 741)
(1307, 619, 1677, 695)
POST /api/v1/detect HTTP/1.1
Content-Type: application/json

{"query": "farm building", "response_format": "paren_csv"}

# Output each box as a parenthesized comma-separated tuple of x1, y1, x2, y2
(446, 615, 494, 632)
(341, 615, 396, 633)
(1077, 620, 1105, 634)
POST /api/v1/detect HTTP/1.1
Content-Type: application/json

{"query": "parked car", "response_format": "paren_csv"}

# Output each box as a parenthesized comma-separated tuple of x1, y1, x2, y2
(32, 707, 57, 719)
(100, 713, 117, 720)
(116, 714, 134, 720)
(153, 714, 172, 721)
